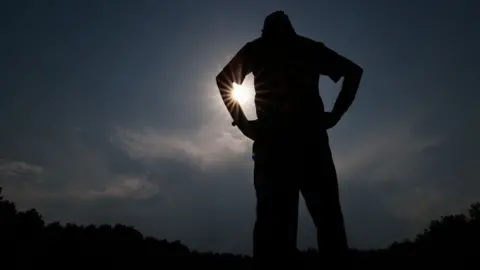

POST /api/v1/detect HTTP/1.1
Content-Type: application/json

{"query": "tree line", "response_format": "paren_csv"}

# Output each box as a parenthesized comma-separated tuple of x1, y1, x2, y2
(1, 187, 478, 269)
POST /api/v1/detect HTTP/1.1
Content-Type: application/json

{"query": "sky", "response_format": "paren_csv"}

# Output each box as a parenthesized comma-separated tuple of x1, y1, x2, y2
(1, 0, 479, 255)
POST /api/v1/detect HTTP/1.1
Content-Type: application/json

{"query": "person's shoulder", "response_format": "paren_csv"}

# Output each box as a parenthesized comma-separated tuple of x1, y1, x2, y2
(239, 38, 265, 56)
(295, 35, 325, 49)
(246, 37, 263, 48)
(296, 34, 316, 43)
(236, 38, 257, 51)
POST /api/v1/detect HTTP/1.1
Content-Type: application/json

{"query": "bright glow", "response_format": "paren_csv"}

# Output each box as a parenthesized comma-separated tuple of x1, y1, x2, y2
(232, 82, 250, 105)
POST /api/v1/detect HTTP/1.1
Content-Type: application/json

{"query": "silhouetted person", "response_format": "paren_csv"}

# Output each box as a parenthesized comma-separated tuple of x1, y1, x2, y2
(216, 11, 363, 268)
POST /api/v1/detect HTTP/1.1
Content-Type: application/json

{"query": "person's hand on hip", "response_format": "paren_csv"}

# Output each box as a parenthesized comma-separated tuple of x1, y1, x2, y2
(233, 119, 258, 141)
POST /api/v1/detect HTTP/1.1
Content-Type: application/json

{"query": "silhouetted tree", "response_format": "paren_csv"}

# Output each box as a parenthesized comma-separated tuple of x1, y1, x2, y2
(0, 186, 479, 269)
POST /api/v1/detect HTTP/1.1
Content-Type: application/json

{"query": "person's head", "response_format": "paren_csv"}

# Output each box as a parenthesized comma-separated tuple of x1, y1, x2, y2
(261, 11, 296, 39)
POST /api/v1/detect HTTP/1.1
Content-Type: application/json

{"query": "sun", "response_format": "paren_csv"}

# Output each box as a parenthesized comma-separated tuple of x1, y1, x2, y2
(232, 82, 250, 105)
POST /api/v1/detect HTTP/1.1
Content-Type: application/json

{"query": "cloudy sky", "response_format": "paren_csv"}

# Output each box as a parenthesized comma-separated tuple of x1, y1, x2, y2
(1, 0, 479, 255)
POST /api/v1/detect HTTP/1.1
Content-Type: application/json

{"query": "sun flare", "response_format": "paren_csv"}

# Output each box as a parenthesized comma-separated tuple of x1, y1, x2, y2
(232, 82, 250, 105)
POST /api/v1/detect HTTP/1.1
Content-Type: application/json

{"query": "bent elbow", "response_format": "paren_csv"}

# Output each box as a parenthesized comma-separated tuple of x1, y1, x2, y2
(216, 72, 229, 90)
(343, 63, 363, 84)
(215, 74, 222, 87)
(351, 63, 363, 78)
(216, 73, 230, 100)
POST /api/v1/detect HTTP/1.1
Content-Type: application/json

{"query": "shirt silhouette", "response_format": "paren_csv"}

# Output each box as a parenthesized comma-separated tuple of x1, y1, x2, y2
(216, 11, 363, 268)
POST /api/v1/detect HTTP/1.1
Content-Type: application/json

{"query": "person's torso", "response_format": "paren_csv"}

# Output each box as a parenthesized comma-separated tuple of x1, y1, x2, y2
(248, 35, 326, 124)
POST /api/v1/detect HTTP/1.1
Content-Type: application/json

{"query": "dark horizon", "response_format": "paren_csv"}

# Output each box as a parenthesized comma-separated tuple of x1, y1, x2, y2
(1, 0, 479, 255)
(1, 187, 479, 268)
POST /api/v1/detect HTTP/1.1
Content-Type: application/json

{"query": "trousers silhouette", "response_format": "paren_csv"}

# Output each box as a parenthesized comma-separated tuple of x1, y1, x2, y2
(251, 119, 348, 267)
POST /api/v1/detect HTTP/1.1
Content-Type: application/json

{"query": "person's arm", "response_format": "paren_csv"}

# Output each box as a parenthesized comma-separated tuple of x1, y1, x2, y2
(215, 43, 253, 130)
(320, 43, 363, 120)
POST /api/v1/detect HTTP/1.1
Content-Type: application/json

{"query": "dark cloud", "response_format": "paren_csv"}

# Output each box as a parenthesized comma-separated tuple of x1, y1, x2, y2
(0, 159, 43, 183)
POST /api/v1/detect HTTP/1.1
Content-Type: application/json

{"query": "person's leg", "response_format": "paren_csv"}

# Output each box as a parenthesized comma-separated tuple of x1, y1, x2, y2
(253, 143, 300, 269)
(300, 140, 349, 263)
